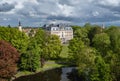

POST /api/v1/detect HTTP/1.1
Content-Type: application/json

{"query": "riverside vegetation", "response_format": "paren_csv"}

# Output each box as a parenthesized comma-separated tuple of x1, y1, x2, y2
(0, 23, 120, 81)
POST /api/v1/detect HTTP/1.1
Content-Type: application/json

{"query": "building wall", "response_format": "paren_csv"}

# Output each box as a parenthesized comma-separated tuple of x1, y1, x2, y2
(46, 26, 73, 43)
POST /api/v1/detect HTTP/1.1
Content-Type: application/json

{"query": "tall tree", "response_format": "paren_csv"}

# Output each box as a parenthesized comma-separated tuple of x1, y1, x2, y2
(88, 26, 103, 45)
(0, 27, 28, 53)
(68, 38, 85, 64)
(43, 35, 62, 59)
(105, 26, 120, 80)
(92, 33, 111, 57)
(90, 56, 112, 81)
(0, 40, 19, 81)
(19, 39, 40, 71)
(106, 26, 120, 53)
(34, 29, 62, 60)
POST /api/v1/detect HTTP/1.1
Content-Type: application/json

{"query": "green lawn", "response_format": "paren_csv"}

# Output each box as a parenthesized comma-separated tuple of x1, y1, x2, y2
(60, 44, 69, 58)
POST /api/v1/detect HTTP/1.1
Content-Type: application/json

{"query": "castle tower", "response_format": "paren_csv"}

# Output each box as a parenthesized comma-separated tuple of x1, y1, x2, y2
(18, 21, 22, 31)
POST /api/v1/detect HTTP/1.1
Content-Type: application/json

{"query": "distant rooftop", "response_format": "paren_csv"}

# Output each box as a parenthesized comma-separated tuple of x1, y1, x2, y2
(43, 24, 72, 28)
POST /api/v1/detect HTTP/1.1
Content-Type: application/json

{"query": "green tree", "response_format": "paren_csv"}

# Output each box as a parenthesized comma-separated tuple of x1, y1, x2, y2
(77, 48, 96, 74)
(34, 28, 46, 53)
(92, 33, 111, 57)
(84, 23, 92, 32)
(71, 25, 81, 34)
(90, 56, 112, 81)
(19, 39, 40, 72)
(43, 35, 62, 59)
(34, 29, 62, 60)
(106, 26, 120, 53)
(0, 27, 28, 53)
(72, 25, 90, 46)
(88, 26, 103, 45)
(68, 38, 85, 64)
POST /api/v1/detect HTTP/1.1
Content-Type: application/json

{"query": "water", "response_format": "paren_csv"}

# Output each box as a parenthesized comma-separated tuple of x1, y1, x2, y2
(60, 67, 76, 81)
(13, 67, 77, 81)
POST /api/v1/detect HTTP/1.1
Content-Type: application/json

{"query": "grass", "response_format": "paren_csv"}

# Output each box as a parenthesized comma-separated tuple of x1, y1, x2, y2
(60, 44, 69, 58)
(15, 44, 69, 78)
(15, 60, 64, 78)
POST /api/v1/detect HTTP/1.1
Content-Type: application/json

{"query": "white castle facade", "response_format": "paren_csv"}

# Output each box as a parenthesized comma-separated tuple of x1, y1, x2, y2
(43, 24, 73, 43)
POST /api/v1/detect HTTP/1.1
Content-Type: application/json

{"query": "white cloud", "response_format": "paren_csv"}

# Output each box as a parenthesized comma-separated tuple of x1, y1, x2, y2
(98, 0, 120, 6)
(57, 3, 74, 17)
(0, 0, 120, 26)
(92, 11, 100, 16)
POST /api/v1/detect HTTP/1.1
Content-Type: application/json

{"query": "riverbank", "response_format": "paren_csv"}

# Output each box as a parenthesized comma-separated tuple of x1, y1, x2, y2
(14, 60, 65, 78)
(13, 44, 69, 80)
(13, 67, 78, 81)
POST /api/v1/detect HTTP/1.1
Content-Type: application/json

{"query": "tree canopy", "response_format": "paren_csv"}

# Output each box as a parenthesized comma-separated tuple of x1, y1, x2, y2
(0, 27, 28, 53)
(0, 40, 19, 81)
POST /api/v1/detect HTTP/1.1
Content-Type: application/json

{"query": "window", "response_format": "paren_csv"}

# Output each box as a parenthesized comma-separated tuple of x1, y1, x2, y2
(62, 32, 63, 37)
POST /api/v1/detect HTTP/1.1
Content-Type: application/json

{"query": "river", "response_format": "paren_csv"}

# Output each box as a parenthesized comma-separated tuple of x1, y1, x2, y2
(13, 67, 79, 81)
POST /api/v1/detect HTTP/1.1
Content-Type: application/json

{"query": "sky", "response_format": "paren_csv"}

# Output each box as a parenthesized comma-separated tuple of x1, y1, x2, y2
(0, 0, 120, 27)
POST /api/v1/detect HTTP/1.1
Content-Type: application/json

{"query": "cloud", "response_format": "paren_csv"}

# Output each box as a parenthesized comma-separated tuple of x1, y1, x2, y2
(0, 0, 120, 26)
(0, 2, 15, 12)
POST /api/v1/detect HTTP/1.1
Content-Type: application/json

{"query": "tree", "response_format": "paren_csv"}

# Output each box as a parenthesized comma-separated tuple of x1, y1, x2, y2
(90, 56, 112, 81)
(0, 40, 19, 81)
(34, 29, 62, 60)
(105, 26, 120, 53)
(71, 25, 81, 34)
(110, 53, 120, 80)
(68, 38, 85, 64)
(84, 23, 92, 32)
(68, 25, 119, 81)
(19, 39, 40, 71)
(33, 28, 46, 55)
(88, 26, 103, 46)
(0, 27, 28, 53)
(77, 48, 96, 74)
(92, 33, 111, 57)
(74, 27, 90, 46)
(43, 35, 62, 59)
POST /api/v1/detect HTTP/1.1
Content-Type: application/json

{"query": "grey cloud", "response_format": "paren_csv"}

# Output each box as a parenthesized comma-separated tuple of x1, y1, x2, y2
(0, 3, 15, 12)
(47, 16, 74, 21)
(93, 0, 120, 13)
(1, 0, 120, 26)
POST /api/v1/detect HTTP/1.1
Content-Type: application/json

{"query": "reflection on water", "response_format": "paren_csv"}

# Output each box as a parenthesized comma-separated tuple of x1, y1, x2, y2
(60, 67, 76, 81)
(13, 67, 76, 81)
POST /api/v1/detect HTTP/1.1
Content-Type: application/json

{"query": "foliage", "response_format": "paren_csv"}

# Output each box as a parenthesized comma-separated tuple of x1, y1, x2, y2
(1, 24, 120, 80)
(0, 27, 28, 53)
(72, 26, 90, 46)
(92, 33, 111, 56)
(68, 24, 120, 81)
(110, 53, 120, 80)
(104, 27, 120, 80)
(18, 28, 62, 72)
(34, 29, 62, 59)
(0, 40, 19, 80)
(90, 56, 112, 81)
(68, 38, 85, 64)
(77, 48, 96, 74)
(19, 39, 40, 72)
(88, 26, 103, 45)
(43, 35, 62, 59)
(105, 26, 120, 53)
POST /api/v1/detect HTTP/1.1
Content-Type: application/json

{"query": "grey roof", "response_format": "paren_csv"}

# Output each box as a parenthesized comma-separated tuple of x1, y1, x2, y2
(43, 24, 72, 30)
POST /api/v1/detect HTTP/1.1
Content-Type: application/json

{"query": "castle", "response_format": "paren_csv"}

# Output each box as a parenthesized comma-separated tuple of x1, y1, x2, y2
(43, 24, 73, 43)
(18, 22, 73, 43)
